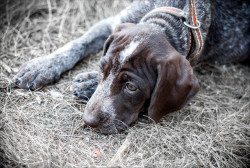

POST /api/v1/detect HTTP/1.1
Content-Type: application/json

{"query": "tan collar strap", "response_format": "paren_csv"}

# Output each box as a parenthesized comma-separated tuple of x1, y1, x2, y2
(146, 0, 203, 65)
(146, 7, 189, 21)
(187, 0, 203, 65)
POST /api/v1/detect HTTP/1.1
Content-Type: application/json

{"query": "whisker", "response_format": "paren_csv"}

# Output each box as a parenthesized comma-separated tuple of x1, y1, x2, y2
(114, 119, 129, 129)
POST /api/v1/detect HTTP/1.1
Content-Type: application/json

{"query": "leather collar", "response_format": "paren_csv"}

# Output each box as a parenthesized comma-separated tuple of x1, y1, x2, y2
(145, 0, 203, 65)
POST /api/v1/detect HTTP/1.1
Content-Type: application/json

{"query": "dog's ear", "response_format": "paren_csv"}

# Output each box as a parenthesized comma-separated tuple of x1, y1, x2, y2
(148, 53, 200, 122)
(103, 35, 114, 56)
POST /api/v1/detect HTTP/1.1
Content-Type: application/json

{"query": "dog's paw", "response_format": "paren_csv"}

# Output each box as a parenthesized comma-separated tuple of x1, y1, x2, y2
(70, 71, 98, 101)
(13, 56, 61, 90)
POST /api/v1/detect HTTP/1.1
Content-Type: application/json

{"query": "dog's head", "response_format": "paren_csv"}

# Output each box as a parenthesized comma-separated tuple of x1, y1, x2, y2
(83, 23, 199, 134)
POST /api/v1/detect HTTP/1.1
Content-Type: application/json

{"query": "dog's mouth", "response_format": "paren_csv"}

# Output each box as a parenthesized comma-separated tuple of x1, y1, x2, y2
(86, 118, 129, 134)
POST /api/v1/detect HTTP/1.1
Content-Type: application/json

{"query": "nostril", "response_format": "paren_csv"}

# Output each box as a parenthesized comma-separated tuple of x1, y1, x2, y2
(83, 113, 100, 128)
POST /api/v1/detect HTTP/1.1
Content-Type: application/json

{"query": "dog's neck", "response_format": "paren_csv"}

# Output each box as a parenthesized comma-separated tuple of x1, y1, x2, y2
(140, 12, 189, 56)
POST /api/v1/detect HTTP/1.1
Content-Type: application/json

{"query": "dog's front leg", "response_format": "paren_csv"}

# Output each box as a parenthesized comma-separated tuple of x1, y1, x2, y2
(70, 71, 98, 101)
(13, 18, 116, 90)
(13, 1, 150, 90)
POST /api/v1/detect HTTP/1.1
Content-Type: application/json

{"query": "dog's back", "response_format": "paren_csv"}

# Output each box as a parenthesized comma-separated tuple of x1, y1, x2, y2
(14, 0, 249, 92)
(200, 0, 250, 64)
(124, 0, 249, 63)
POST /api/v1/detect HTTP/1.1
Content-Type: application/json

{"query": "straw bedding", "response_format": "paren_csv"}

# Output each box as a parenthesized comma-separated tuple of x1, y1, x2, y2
(0, 0, 249, 167)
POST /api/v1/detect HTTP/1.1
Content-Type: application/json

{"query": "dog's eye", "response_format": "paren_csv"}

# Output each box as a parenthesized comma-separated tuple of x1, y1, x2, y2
(126, 82, 137, 91)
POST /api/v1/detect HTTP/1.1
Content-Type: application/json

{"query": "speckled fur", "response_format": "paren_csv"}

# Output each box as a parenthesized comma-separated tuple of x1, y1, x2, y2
(13, 0, 250, 134)
(70, 71, 98, 101)
(15, 0, 249, 91)
(201, 1, 250, 63)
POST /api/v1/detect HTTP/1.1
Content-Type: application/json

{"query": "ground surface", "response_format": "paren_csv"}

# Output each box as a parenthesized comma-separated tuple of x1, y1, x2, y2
(0, 0, 250, 167)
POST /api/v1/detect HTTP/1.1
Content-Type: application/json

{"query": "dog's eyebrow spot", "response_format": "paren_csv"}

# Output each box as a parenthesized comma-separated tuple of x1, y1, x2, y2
(120, 41, 140, 64)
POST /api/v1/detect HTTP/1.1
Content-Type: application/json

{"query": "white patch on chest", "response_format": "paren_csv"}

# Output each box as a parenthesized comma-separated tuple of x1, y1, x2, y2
(120, 41, 140, 64)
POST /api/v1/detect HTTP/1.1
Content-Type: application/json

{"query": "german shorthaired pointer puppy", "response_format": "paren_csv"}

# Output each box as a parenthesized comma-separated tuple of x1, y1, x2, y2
(14, 0, 250, 134)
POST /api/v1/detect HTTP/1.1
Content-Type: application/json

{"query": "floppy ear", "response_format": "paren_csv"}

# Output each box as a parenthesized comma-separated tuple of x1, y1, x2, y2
(103, 35, 114, 56)
(148, 53, 200, 122)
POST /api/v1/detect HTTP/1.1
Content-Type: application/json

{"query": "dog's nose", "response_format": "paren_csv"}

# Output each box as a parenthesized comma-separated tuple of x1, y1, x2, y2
(83, 113, 100, 128)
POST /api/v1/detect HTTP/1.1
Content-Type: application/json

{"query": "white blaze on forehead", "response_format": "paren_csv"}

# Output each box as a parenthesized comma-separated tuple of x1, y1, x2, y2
(86, 72, 116, 118)
(120, 41, 140, 64)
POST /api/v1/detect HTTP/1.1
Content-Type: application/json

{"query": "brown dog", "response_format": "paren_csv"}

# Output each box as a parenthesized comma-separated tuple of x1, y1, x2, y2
(14, 0, 250, 134)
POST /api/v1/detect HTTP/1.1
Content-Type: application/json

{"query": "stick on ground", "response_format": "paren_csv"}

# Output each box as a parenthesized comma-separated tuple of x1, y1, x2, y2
(107, 136, 131, 167)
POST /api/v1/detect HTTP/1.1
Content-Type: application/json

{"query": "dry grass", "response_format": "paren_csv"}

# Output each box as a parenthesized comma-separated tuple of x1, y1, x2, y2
(0, 0, 250, 167)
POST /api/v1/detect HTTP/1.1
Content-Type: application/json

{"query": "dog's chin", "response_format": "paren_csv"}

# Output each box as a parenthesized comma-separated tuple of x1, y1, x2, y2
(91, 119, 129, 134)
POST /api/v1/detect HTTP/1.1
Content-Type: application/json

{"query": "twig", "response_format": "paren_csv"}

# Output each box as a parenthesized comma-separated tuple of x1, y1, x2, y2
(107, 136, 131, 167)
(0, 60, 12, 73)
